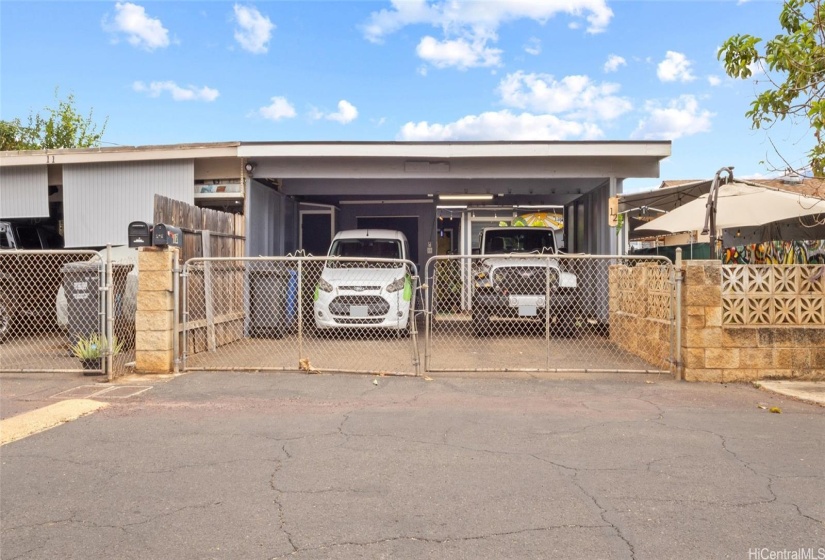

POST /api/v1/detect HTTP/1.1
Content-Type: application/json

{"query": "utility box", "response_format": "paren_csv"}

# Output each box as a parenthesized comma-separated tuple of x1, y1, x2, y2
(62, 262, 102, 344)
(128, 222, 153, 248)
(153, 224, 183, 248)
(248, 265, 298, 338)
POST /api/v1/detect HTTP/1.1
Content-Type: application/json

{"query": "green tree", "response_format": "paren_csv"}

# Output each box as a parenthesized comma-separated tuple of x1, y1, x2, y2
(0, 91, 107, 151)
(718, 0, 825, 175)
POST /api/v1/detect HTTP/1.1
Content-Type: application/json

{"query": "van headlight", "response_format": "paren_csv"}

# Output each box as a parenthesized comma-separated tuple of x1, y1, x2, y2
(386, 276, 406, 293)
(318, 277, 333, 292)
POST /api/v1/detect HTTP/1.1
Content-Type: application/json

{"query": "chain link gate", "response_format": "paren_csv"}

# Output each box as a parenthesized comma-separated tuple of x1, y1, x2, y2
(0, 249, 136, 377)
(424, 254, 677, 374)
(182, 257, 421, 375)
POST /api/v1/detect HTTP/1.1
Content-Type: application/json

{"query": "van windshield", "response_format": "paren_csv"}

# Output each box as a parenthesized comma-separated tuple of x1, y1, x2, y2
(328, 238, 403, 267)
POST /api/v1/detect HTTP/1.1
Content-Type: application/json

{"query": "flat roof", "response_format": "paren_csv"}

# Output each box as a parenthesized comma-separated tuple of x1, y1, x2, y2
(1, 140, 671, 167)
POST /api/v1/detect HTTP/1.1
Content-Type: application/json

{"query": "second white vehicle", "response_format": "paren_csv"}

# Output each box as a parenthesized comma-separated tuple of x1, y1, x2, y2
(313, 229, 414, 333)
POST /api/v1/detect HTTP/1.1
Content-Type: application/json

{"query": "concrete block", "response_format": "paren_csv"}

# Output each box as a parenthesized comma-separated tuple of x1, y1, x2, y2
(137, 290, 174, 311)
(685, 286, 721, 307)
(136, 329, 173, 352)
(683, 348, 705, 368)
(740, 347, 770, 366)
(704, 264, 722, 285)
(684, 327, 722, 348)
(772, 348, 794, 369)
(136, 310, 173, 332)
(686, 313, 705, 329)
(136, 350, 174, 374)
(720, 369, 759, 383)
(813, 348, 825, 368)
(792, 350, 812, 369)
(685, 263, 709, 286)
(705, 306, 722, 327)
(138, 271, 173, 292)
(684, 368, 723, 382)
(721, 328, 758, 348)
(706, 347, 739, 369)
(138, 248, 176, 272)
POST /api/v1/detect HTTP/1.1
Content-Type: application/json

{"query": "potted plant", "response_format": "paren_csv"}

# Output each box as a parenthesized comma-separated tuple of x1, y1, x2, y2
(71, 334, 123, 375)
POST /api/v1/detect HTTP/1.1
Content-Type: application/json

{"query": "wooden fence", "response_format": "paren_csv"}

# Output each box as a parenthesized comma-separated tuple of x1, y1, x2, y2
(153, 194, 245, 262)
(153, 195, 246, 357)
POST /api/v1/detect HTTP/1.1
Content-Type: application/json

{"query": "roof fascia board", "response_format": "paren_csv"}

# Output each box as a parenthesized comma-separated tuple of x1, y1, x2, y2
(239, 142, 671, 159)
(254, 156, 663, 179)
(0, 144, 239, 167)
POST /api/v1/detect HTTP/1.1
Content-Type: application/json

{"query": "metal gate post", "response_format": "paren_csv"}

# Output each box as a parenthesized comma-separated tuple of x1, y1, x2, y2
(297, 258, 303, 362)
(545, 257, 551, 371)
(424, 257, 438, 372)
(173, 257, 181, 373)
(105, 244, 114, 381)
(181, 264, 189, 371)
(674, 248, 683, 380)
(409, 264, 420, 376)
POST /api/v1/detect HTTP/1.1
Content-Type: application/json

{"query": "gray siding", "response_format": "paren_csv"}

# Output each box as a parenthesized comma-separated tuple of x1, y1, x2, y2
(63, 160, 194, 247)
(246, 180, 281, 257)
(0, 165, 49, 219)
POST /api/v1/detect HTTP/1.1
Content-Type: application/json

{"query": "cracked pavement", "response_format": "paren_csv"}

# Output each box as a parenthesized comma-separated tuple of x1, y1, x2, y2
(1, 372, 824, 559)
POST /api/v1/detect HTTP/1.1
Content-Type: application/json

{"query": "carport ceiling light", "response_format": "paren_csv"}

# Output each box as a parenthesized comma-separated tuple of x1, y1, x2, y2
(439, 194, 494, 201)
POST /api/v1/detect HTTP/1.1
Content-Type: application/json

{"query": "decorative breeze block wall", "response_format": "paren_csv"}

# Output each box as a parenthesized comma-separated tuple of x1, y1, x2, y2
(608, 263, 674, 370)
(721, 266, 825, 326)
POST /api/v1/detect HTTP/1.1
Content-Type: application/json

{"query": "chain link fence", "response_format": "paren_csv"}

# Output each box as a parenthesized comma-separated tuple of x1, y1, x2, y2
(424, 254, 676, 374)
(0, 250, 136, 377)
(183, 257, 421, 375)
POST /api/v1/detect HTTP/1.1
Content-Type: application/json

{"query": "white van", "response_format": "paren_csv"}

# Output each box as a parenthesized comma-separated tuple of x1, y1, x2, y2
(313, 229, 414, 333)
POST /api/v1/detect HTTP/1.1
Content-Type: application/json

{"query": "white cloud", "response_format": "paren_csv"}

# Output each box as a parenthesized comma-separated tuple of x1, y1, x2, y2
(416, 35, 501, 69)
(707, 75, 722, 86)
(257, 96, 296, 121)
(498, 71, 632, 121)
(327, 100, 359, 124)
(311, 100, 359, 124)
(524, 37, 541, 56)
(362, 0, 612, 70)
(364, 0, 613, 40)
(603, 54, 626, 73)
(398, 110, 604, 141)
(105, 2, 170, 51)
(632, 95, 713, 140)
(233, 4, 275, 54)
(133, 81, 219, 101)
(657, 51, 696, 82)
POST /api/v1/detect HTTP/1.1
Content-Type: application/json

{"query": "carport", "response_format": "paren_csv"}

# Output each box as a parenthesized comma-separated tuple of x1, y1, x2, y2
(240, 141, 671, 268)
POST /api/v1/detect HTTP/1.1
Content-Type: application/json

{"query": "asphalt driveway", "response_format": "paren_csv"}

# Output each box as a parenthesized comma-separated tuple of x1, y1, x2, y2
(1, 372, 823, 559)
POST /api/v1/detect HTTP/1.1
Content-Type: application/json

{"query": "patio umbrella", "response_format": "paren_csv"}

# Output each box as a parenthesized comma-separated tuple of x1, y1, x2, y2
(512, 212, 563, 229)
(636, 182, 825, 236)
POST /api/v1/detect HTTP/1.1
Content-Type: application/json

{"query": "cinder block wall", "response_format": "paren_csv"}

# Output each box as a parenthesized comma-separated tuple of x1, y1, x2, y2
(608, 263, 672, 369)
(680, 260, 825, 382)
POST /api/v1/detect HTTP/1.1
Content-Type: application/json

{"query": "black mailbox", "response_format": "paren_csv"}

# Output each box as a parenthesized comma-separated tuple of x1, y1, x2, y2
(128, 221, 153, 248)
(153, 224, 183, 248)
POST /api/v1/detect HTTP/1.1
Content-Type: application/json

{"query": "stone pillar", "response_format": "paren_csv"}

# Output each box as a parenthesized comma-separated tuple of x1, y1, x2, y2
(681, 260, 725, 382)
(135, 247, 178, 373)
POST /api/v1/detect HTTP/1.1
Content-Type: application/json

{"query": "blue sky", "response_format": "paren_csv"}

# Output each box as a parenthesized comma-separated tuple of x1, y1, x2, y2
(0, 0, 810, 191)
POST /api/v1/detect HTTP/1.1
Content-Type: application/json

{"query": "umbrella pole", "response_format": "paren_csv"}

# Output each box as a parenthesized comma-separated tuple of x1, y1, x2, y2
(702, 166, 734, 260)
